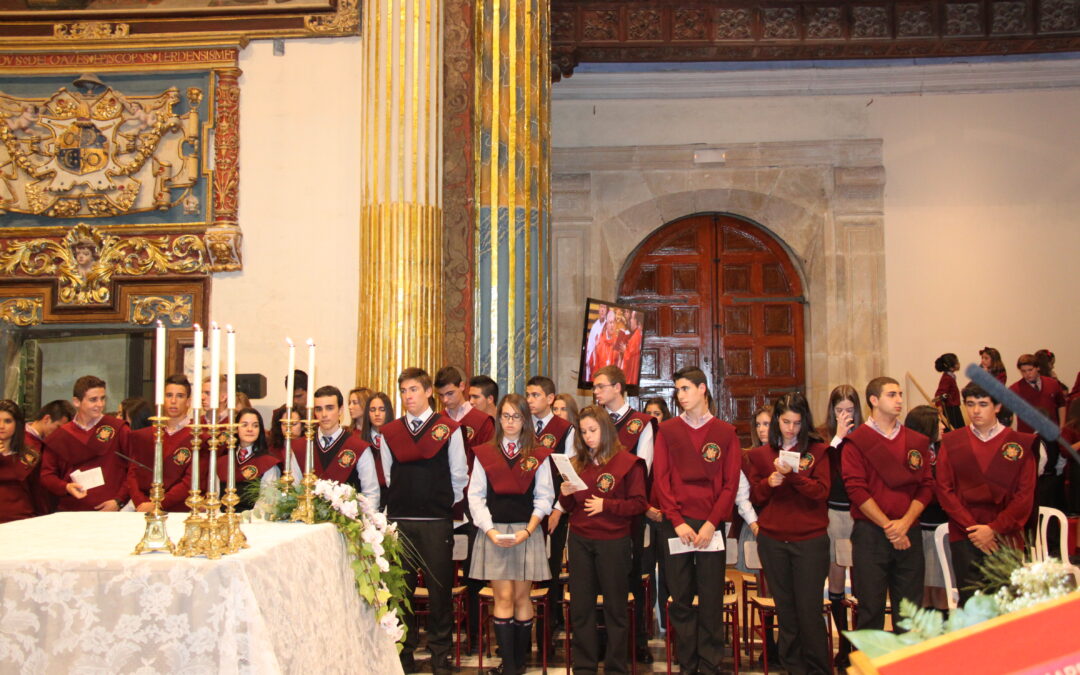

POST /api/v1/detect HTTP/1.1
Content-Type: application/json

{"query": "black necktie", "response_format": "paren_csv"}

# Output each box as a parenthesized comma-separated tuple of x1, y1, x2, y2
(411, 418, 421, 431)
(610, 411, 619, 423)
(536, 420, 543, 435)
(322, 435, 333, 449)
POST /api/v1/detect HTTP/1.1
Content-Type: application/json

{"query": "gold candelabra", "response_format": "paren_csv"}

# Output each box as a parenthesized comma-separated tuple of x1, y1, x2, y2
(196, 413, 228, 559)
(291, 417, 318, 524)
(220, 409, 248, 553)
(133, 406, 176, 555)
(174, 416, 205, 557)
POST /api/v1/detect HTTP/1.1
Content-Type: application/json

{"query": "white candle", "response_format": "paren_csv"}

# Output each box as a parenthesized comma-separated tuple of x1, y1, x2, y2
(226, 325, 236, 410)
(306, 338, 315, 410)
(191, 324, 203, 411)
(209, 322, 220, 412)
(285, 338, 295, 407)
(154, 321, 166, 406)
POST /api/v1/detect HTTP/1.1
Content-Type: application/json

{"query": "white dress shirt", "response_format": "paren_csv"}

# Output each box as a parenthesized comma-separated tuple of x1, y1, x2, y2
(609, 401, 654, 472)
(379, 408, 470, 511)
(467, 438, 556, 534)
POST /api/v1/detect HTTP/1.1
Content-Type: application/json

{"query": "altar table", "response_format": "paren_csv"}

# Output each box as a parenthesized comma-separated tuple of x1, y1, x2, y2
(0, 512, 403, 674)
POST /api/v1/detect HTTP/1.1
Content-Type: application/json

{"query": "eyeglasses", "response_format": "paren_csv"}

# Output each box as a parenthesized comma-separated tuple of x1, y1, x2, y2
(500, 413, 524, 422)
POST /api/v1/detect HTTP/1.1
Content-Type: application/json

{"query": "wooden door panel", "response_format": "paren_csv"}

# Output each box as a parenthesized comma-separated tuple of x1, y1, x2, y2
(620, 214, 804, 445)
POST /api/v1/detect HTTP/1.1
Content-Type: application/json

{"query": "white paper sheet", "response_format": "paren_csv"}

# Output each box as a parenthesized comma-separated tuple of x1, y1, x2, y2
(779, 450, 801, 473)
(551, 454, 588, 491)
(70, 466, 104, 490)
(495, 533, 517, 542)
(667, 532, 726, 555)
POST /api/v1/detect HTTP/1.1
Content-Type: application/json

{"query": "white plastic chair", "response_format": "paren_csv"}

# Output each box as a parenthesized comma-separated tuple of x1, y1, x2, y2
(934, 523, 959, 610)
(1035, 506, 1069, 563)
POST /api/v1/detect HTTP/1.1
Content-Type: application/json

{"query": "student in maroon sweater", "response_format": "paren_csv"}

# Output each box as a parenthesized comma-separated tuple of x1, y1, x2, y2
(979, 347, 1008, 385)
(746, 393, 831, 675)
(0, 400, 35, 523)
(933, 353, 964, 431)
(652, 366, 742, 675)
(1010, 353, 1067, 433)
(125, 374, 195, 513)
(40, 375, 130, 512)
(558, 405, 647, 675)
(842, 376, 933, 632)
(936, 382, 1036, 603)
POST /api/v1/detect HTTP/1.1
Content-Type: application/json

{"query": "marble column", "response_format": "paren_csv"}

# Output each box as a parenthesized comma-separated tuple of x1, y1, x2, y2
(357, 0, 443, 399)
(474, 0, 552, 394)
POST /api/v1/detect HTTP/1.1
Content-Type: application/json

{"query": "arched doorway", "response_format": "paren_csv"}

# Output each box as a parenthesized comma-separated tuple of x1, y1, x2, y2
(617, 213, 806, 443)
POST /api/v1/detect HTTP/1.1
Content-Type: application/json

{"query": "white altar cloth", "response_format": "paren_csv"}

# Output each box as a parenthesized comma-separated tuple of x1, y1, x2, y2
(0, 512, 403, 675)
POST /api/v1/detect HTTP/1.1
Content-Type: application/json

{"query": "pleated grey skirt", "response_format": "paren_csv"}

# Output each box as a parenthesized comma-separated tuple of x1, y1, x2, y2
(470, 522, 552, 582)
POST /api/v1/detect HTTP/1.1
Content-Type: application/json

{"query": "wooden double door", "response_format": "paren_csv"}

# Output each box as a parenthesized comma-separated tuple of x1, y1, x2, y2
(617, 214, 805, 444)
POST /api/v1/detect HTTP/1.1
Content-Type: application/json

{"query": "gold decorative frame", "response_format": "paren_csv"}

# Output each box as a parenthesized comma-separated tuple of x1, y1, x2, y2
(0, 1, 358, 47)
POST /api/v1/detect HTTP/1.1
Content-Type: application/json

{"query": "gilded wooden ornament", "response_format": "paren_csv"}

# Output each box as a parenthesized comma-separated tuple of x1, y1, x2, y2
(0, 297, 42, 326)
(53, 22, 130, 40)
(130, 294, 193, 327)
(0, 223, 208, 305)
(0, 76, 202, 219)
(305, 0, 360, 33)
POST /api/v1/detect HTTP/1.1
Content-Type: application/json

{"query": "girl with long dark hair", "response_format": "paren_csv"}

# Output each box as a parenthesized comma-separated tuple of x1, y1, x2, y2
(0, 400, 34, 523)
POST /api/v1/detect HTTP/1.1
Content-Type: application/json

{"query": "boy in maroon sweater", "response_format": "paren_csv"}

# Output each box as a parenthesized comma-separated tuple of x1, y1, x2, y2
(842, 377, 933, 631)
(652, 366, 742, 675)
(936, 382, 1036, 603)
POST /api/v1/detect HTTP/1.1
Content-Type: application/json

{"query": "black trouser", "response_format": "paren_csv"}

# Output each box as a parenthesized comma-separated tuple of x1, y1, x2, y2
(396, 518, 455, 665)
(950, 538, 987, 605)
(546, 514, 569, 627)
(628, 514, 648, 645)
(568, 531, 631, 675)
(647, 519, 670, 629)
(757, 532, 832, 675)
(660, 518, 727, 674)
(851, 519, 924, 632)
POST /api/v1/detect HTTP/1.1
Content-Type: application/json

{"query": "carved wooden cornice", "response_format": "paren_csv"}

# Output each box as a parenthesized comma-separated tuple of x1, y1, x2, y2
(551, 0, 1080, 78)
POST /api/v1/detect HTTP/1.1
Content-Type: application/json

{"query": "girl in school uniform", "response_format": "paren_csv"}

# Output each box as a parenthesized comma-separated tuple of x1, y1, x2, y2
(0, 400, 37, 524)
(360, 392, 394, 506)
(745, 393, 831, 675)
(223, 408, 287, 511)
(558, 405, 647, 675)
(467, 393, 554, 675)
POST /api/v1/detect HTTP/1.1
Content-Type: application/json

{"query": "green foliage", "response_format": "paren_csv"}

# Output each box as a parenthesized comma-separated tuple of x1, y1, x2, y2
(967, 540, 1026, 596)
(844, 595, 1002, 659)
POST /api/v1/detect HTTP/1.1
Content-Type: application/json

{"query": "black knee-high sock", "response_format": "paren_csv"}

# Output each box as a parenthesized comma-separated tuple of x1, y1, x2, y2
(493, 618, 516, 674)
(830, 591, 851, 657)
(514, 618, 533, 673)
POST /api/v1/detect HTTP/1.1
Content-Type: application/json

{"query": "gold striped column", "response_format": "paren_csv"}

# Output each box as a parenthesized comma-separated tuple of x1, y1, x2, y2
(357, 0, 443, 398)
(474, 0, 552, 394)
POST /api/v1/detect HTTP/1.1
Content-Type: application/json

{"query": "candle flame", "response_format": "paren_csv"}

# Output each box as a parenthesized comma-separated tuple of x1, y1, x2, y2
(210, 321, 219, 329)
(306, 338, 315, 347)
(285, 337, 294, 346)
(193, 323, 201, 332)
(156, 319, 163, 328)
(226, 324, 234, 332)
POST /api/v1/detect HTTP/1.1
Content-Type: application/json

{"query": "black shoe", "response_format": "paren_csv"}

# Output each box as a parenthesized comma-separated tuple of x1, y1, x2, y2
(400, 654, 418, 674)
(432, 654, 455, 675)
(636, 646, 654, 664)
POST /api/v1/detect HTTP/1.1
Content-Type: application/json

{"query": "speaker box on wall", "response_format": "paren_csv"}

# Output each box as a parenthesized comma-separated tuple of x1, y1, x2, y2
(236, 373, 267, 399)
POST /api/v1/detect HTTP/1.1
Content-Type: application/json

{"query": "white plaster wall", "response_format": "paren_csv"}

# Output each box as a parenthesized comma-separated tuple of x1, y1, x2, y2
(212, 37, 363, 417)
(553, 87, 1080, 410)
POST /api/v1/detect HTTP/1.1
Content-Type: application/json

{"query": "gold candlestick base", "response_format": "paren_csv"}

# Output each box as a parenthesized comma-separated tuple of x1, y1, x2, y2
(291, 471, 317, 524)
(221, 487, 249, 553)
(278, 470, 295, 499)
(174, 490, 206, 557)
(198, 491, 228, 560)
(133, 482, 175, 555)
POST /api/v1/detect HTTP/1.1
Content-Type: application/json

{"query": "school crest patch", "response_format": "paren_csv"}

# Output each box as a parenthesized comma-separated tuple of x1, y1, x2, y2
(627, 418, 644, 435)
(520, 456, 539, 472)
(173, 447, 191, 466)
(539, 433, 557, 448)
(799, 452, 815, 472)
(95, 425, 115, 443)
(338, 449, 357, 467)
(596, 472, 616, 493)
(19, 449, 39, 468)
(431, 424, 451, 442)
(464, 425, 475, 441)
(1001, 442, 1024, 462)
(906, 449, 923, 471)
(241, 465, 259, 481)
(701, 442, 721, 463)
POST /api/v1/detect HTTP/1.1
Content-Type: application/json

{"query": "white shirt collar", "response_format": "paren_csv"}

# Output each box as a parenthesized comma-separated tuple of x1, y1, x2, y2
(74, 414, 102, 431)
(781, 437, 799, 451)
(608, 401, 631, 421)
(166, 416, 190, 435)
(866, 416, 901, 440)
(406, 408, 433, 428)
(445, 401, 472, 422)
(970, 423, 1006, 442)
(680, 411, 713, 429)
(320, 425, 342, 443)
(532, 411, 554, 429)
